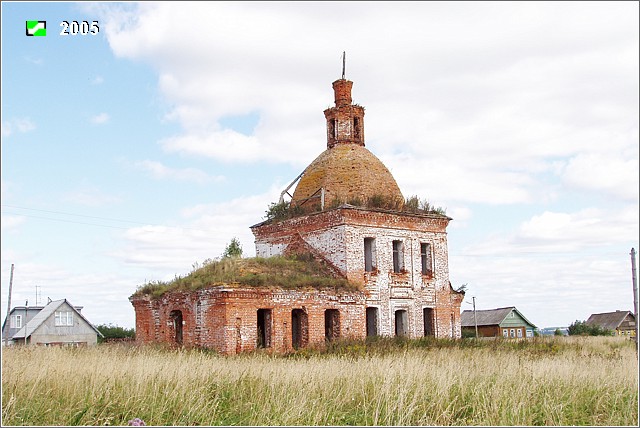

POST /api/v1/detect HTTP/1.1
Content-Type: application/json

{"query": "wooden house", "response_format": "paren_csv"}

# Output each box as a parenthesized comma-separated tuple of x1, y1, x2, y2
(461, 306, 537, 338)
(586, 310, 636, 337)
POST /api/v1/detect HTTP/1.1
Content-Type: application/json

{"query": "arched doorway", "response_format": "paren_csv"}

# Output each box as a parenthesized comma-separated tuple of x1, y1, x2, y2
(291, 309, 308, 349)
(169, 310, 183, 345)
(257, 309, 272, 348)
(324, 309, 340, 341)
(366, 307, 379, 337)
(423, 308, 434, 337)
(395, 309, 408, 337)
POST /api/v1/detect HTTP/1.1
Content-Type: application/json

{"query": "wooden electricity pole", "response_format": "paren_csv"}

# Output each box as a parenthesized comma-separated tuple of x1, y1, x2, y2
(631, 248, 638, 346)
(473, 296, 478, 338)
(5, 264, 15, 346)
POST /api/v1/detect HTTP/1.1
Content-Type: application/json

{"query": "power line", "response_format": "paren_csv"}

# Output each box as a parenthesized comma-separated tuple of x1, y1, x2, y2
(1, 204, 151, 225)
(450, 249, 631, 258)
(1, 205, 207, 233)
(1, 211, 132, 230)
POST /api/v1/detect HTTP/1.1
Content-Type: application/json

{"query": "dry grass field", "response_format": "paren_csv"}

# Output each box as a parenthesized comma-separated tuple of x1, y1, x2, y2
(1, 336, 638, 426)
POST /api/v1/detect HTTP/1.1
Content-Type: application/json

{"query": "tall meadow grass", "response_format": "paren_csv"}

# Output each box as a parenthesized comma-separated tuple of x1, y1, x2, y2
(2, 336, 638, 426)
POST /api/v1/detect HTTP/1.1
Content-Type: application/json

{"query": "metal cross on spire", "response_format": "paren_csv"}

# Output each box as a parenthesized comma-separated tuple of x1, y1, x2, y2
(342, 51, 346, 80)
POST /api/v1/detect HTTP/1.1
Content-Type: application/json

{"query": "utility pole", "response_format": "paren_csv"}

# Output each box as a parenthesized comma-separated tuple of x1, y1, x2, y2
(631, 248, 638, 346)
(5, 264, 14, 346)
(24, 300, 28, 345)
(473, 296, 478, 338)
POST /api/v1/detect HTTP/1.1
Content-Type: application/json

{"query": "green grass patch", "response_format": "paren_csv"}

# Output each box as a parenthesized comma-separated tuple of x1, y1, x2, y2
(132, 253, 360, 299)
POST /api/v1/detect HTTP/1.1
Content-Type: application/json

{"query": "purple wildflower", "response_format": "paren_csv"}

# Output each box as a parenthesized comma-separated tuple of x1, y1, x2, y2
(128, 418, 146, 426)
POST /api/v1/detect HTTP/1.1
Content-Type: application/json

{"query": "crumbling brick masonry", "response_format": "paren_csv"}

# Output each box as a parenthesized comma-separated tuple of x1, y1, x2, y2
(130, 74, 464, 354)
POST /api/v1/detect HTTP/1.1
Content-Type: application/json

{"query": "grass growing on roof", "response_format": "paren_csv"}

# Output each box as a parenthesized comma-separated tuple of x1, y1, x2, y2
(132, 254, 360, 299)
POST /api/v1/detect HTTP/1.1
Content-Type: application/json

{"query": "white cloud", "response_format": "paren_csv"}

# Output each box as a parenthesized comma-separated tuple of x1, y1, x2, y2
(452, 252, 633, 328)
(449, 204, 639, 326)
(15, 118, 36, 133)
(386, 153, 534, 205)
(40, 1, 638, 330)
(92, 2, 638, 206)
(110, 189, 277, 277)
(0, 259, 137, 328)
(24, 56, 43, 66)
(133, 160, 225, 184)
(447, 205, 473, 229)
(1, 215, 26, 231)
(90, 113, 110, 124)
(63, 185, 122, 207)
(561, 153, 639, 201)
(160, 130, 262, 163)
(462, 206, 638, 256)
(2, 118, 36, 137)
(91, 75, 104, 85)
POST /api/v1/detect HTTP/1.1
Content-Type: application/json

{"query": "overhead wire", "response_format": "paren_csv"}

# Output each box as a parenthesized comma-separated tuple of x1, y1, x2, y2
(1, 204, 208, 233)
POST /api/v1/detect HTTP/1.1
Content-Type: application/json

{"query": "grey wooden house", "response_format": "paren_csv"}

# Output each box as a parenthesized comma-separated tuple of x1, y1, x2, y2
(2, 299, 103, 346)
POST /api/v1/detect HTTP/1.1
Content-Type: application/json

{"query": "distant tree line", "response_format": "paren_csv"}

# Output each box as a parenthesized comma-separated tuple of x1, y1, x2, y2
(567, 320, 613, 336)
(96, 323, 135, 343)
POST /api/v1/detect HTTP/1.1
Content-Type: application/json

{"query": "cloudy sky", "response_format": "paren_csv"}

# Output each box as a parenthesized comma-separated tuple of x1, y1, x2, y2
(2, 1, 638, 330)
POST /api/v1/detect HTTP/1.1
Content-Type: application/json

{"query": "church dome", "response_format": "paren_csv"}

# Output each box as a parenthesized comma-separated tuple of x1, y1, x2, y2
(291, 144, 404, 210)
(290, 77, 404, 212)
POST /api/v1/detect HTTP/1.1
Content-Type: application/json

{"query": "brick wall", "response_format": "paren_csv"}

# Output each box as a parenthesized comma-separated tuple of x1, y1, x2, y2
(131, 287, 366, 354)
(252, 206, 464, 339)
(131, 74, 465, 350)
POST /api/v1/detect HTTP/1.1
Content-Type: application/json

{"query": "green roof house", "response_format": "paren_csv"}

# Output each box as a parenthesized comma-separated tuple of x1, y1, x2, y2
(461, 306, 537, 338)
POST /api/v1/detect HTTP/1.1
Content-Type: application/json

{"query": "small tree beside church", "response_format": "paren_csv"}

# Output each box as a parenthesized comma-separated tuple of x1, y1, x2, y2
(222, 237, 243, 258)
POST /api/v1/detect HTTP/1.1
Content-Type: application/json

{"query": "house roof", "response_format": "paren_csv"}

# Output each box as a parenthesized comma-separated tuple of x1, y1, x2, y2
(461, 306, 537, 328)
(1, 306, 44, 331)
(585, 310, 634, 331)
(12, 299, 103, 339)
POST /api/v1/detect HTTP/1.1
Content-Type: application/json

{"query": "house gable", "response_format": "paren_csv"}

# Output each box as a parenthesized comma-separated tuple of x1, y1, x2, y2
(498, 308, 537, 329)
(619, 313, 636, 331)
(9, 299, 102, 345)
(31, 301, 99, 338)
(586, 311, 635, 331)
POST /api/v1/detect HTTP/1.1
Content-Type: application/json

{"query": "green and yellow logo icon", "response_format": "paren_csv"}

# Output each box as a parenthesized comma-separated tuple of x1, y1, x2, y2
(26, 21, 46, 36)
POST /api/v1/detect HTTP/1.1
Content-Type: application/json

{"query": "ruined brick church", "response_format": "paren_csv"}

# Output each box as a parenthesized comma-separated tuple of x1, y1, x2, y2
(130, 74, 464, 354)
